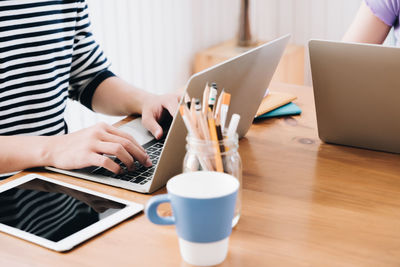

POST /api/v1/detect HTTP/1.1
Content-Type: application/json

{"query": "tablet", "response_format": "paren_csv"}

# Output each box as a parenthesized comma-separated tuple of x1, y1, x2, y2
(0, 173, 143, 252)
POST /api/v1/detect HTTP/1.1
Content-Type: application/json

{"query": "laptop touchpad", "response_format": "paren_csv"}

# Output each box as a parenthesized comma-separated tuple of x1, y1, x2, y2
(119, 118, 154, 146)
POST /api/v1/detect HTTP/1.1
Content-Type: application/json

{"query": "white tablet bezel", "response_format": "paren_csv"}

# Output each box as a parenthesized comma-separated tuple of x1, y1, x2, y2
(0, 173, 143, 252)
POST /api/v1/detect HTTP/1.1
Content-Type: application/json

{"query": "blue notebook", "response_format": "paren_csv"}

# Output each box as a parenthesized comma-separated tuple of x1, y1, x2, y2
(256, 102, 301, 119)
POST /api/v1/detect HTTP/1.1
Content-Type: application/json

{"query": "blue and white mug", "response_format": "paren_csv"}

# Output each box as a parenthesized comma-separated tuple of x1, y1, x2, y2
(146, 171, 239, 266)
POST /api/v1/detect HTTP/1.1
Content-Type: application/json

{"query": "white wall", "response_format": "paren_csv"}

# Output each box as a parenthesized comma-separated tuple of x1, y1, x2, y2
(65, 0, 363, 132)
(87, 0, 242, 94)
(251, 0, 362, 44)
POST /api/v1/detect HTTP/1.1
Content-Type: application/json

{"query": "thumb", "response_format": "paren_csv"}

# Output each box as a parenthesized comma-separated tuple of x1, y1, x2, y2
(143, 115, 163, 139)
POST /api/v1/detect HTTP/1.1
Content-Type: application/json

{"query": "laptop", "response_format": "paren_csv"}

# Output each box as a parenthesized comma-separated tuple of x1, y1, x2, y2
(47, 34, 291, 193)
(309, 40, 400, 154)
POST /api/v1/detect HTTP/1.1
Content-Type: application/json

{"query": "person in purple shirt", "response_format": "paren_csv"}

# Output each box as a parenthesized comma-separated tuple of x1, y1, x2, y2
(343, 0, 400, 44)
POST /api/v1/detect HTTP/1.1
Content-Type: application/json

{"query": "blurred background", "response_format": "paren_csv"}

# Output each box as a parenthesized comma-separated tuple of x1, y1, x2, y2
(65, 0, 364, 131)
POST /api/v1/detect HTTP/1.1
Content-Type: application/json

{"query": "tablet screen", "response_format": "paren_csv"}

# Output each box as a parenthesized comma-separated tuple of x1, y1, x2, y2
(0, 178, 126, 242)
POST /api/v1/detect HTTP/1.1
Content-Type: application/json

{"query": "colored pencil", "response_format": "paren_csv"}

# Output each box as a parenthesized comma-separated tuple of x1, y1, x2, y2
(220, 92, 231, 131)
(202, 82, 210, 115)
(207, 109, 224, 172)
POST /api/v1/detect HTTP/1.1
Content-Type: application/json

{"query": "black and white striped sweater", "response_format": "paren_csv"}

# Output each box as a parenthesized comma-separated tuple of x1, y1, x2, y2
(0, 0, 114, 178)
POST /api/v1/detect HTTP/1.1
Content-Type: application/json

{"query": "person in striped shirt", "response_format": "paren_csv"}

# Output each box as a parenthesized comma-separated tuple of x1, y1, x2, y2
(0, 0, 179, 178)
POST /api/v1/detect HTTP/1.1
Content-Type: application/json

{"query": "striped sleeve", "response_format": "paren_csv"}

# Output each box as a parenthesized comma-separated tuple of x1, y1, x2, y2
(68, 0, 115, 110)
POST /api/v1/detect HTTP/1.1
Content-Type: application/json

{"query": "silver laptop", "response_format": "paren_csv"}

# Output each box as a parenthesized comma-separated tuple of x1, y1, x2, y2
(47, 34, 291, 193)
(309, 40, 400, 153)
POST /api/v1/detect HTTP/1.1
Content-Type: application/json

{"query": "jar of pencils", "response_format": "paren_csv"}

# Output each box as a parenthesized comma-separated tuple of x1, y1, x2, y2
(183, 133, 242, 227)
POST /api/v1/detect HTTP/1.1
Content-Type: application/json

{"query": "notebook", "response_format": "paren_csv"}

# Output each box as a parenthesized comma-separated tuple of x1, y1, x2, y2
(256, 91, 297, 117)
(256, 102, 301, 119)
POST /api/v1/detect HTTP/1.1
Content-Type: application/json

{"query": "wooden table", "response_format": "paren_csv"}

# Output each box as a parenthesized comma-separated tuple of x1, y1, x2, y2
(1, 83, 400, 266)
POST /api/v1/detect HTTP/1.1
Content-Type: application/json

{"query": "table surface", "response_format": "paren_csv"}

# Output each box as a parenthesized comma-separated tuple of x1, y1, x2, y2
(1, 83, 400, 267)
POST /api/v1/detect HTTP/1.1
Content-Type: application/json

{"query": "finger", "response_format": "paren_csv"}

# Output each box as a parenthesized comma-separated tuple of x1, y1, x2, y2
(177, 93, 182, 103)
(100, 132, 151, 168)
(142, 112, 163, 140)
(95, 142, 135, 171)
(90, 154, 121, 174)
(103, 124, 145, 153)
(163, 95, 179, 117)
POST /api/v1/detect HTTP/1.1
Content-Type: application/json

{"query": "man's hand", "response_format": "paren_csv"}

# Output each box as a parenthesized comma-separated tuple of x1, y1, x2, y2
(141, 93, 180, 139)
(46, 123, 152, 174)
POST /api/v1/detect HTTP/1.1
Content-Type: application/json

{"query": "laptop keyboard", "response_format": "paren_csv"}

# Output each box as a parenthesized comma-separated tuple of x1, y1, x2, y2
(91, 138, 165, 186)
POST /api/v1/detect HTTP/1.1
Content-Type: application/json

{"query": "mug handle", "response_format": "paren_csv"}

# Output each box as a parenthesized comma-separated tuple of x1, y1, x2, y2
(145, 194, 175, 225)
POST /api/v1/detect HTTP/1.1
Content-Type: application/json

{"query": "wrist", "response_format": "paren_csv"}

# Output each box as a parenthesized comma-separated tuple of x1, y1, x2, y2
(38, 136, 58, 167)
(127, 89, 154, 115)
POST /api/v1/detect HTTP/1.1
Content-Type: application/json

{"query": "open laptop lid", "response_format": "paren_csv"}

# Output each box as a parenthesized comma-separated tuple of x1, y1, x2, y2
(185, 34, 291, 138)
(309, 39, 400, 153)
(150, 34, 291, 192)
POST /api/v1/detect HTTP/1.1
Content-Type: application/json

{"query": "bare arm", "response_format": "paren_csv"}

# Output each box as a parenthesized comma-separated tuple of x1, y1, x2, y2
(91, 76, 180, 139)
(0, 136, 52, 173)
(0, 123, 151, 174)
(91, 76, 147, 116)
(0, 77, 178, 175)
(343, 2, 391, 44)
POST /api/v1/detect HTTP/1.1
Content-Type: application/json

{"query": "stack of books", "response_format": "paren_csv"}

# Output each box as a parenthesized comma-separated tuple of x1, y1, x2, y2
(255, 89, 301, 119)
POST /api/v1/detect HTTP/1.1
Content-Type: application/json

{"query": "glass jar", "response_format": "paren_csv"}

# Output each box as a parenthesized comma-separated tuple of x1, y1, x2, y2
(183, 134, 242, 227)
